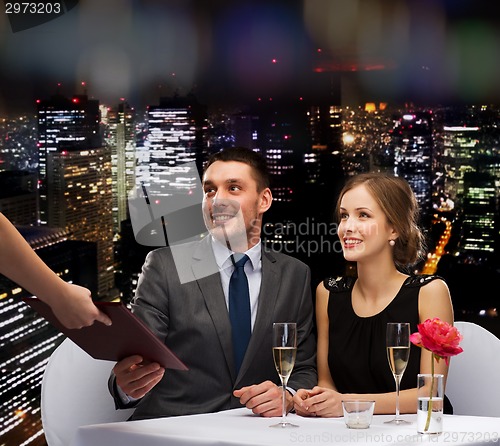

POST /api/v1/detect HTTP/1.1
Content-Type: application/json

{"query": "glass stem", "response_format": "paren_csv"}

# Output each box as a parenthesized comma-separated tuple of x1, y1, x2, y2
(281, 382, 287, 425)
(395, 375, 401, 419)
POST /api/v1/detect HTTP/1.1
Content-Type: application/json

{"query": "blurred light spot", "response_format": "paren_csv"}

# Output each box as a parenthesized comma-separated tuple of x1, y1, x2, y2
(445, 21, 500, 102)
(76, 45, 132, 101)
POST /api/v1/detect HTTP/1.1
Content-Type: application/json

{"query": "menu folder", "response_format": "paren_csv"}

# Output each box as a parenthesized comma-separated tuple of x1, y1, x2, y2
(22, 297, 188, 371)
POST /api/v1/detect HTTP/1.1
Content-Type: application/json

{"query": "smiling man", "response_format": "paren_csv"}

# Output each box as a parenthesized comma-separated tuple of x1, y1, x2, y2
(109, 147, 317, 420)
(201, 149, 272, 253)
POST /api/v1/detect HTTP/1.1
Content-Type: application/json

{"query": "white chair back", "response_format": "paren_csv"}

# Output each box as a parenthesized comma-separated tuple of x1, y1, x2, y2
(41, 338, 135, 446)
(446, 321, 500, 417)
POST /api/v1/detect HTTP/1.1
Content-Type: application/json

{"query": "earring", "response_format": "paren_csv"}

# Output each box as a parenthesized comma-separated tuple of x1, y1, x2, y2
(389, 239, 396, 246)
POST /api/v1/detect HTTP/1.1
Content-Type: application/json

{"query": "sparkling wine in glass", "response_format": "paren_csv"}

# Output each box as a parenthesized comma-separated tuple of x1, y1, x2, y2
(385, 322, 411, 425)
(270, 322, 298, 428)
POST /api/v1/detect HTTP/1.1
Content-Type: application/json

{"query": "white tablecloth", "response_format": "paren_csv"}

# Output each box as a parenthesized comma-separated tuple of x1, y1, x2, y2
(71, 408, 500, 446)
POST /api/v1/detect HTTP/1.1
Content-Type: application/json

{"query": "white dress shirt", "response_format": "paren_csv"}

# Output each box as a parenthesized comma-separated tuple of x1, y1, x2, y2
(210, 236, 262, 331)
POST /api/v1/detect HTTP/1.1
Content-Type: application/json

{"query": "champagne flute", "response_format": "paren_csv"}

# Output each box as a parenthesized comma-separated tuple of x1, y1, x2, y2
(385, 322, 411, 425)
(270, 322, 298, 428)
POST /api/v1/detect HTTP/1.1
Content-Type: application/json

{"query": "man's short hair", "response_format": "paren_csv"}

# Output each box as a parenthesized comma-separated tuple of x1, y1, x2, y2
(202, 147, 270, 191)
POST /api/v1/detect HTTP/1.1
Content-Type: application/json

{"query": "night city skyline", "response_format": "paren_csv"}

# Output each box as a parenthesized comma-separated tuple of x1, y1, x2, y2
(2, 92, 500, 446)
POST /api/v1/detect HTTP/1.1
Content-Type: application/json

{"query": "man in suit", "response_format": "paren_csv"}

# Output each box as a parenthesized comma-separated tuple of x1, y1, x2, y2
(109, 147, 317, 420)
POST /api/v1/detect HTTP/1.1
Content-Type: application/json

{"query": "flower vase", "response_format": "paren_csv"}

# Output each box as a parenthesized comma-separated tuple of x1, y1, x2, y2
(417, 373, 444, 435)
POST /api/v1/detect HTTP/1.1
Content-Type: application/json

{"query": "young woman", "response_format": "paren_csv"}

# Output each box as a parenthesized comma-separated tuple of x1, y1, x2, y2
(0, 212, 111, 329)
(293, 173, 454, 417)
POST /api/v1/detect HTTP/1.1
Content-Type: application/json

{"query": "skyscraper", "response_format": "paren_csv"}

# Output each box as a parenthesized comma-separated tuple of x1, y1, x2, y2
(305, 103, 344, 219)
(106, 101, 136, 234)
(37, 94, 101, 225)
(391, 112, 434, 225)
(460, 171, 496, 263)
(37, 93, 116, 300)
(252, 98, 309, 206)
(47, 148, 116, 298)
(441, 124, 480, 206)
(138, 94, 207, 199)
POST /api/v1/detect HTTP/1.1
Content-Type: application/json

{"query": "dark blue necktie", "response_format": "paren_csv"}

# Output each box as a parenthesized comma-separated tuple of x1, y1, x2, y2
(229, 254, 251, 375)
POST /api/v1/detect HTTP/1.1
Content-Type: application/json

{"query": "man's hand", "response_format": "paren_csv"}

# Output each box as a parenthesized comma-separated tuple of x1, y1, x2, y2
(233, 380, 292, 417)
(113, 355, 165, 399)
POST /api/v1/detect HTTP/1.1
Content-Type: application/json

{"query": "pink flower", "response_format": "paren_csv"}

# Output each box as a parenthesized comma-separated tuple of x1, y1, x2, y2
(410, 318, 463, 365)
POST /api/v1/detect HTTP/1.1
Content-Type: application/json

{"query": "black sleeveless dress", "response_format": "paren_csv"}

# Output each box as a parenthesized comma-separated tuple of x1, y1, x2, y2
(324, 274, 453, 414)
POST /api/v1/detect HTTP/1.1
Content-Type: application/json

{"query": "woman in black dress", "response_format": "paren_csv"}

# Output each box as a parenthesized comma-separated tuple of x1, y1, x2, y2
(293, 173, 454, 417)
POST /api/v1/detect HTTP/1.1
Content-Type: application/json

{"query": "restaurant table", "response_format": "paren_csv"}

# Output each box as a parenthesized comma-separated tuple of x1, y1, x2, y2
(71, 408, 500, 446)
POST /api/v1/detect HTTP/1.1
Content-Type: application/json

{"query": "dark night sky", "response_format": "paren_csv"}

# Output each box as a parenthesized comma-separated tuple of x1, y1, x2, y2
(1, 0, 500, 115)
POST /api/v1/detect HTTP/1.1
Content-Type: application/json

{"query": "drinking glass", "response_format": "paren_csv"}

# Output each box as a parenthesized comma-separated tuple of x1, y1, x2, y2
(417, 373, 444, 434)
(270, 322, 298, 428)
(385, 322, 411, 425)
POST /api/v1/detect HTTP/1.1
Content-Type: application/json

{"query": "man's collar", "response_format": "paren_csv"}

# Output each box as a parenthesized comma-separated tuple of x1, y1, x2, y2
(210, 236, 261, 270)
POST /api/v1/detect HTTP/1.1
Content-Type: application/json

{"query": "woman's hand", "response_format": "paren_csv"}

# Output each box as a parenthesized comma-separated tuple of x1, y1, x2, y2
(293, 389, 315, 416)
(46, 282, 112, 329)
(293, 386, 344, 417)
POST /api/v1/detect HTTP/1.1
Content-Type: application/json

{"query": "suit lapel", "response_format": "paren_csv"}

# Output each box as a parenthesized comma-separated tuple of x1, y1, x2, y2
(191, 238, 236, 381)
(237, 248, 280, 380)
